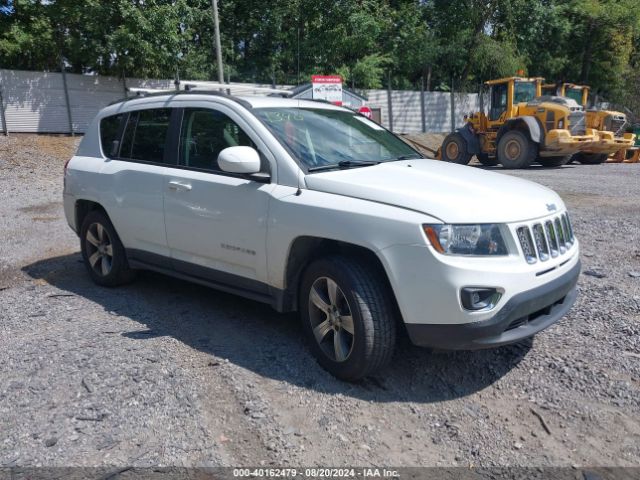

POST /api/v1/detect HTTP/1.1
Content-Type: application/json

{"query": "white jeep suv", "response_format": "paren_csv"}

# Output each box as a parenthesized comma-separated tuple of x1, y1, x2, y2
(63, 92, 580, 380)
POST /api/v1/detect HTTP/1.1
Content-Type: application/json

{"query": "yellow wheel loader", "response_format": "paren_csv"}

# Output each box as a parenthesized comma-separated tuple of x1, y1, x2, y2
(441, 77, 596, 169)
(541, 83, 636, 164)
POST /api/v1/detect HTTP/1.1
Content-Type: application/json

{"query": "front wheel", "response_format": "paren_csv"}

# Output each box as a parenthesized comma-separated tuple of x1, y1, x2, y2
(476, 152, 499, 166)
(299, 255, 396, 381)
(497, 130, 537, 169)
(573, 152, 608, 165)
(538, 155, 572, 167)
(441, 132, 472, 165)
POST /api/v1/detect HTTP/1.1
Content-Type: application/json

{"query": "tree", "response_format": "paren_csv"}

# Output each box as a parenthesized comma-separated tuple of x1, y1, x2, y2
(1, 0, 640, 112)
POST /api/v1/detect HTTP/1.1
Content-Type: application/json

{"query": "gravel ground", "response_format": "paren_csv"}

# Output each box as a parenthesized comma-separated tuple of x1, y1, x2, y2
(1, 135, 639, 468)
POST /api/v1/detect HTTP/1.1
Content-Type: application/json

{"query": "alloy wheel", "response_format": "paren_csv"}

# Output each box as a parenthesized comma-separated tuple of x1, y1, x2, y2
(85, 222, 113, 277)
(308, 277, 355, 362)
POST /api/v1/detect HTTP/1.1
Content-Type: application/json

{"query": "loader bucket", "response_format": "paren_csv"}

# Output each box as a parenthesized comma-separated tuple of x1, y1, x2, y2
(607, 147, 640, 163)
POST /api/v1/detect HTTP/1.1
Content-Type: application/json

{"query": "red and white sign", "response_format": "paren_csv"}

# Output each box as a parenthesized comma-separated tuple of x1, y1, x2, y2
(311, 75, 343, 105)
(358, 106, 372, 119)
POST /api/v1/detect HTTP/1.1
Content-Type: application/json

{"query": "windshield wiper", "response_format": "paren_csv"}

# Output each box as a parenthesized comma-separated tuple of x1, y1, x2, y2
(389, 154, 424, 161)
(308, 160, 381, 172)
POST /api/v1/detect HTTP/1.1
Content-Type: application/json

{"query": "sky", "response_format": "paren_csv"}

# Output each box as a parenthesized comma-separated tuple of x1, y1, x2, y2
(0, 0, 14, 15)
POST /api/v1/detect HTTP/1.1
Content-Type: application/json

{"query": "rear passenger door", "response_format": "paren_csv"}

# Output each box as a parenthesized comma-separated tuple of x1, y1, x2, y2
(162, 105, 275, 292)
(99, 108, 175, 259)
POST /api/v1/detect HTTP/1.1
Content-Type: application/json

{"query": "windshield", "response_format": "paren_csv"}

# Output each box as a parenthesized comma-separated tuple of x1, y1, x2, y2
(254, 108, 421, 170)
(514, 81, 537, 103)
(566, 88, 583, 105)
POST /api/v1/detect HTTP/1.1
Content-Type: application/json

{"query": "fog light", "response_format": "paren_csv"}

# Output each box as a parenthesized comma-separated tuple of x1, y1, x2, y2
(461, 287, 502, 311)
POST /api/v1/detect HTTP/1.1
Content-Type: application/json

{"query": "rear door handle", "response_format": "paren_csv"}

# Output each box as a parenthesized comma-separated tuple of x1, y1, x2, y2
(168, 180, 192, 191)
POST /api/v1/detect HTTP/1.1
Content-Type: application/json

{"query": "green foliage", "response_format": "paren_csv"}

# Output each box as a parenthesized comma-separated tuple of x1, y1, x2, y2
(1, 0, 640, 109)
(339, 54, 390, 89)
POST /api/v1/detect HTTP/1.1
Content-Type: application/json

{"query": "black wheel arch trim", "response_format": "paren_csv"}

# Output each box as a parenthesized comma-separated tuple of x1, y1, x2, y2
(457, 123, 481, 155)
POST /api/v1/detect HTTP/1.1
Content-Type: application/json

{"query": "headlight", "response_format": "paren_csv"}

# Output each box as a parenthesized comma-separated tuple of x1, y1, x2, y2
(423, 224, 509, 256)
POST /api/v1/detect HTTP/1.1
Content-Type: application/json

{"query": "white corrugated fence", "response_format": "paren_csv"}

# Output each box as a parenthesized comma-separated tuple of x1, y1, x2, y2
(0, 69, 482, 135)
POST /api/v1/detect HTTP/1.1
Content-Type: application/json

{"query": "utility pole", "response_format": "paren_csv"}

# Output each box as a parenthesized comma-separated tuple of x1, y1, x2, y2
(60, 56, 74, 137)
(297, 26, 300, 85)
(211, 0, 224, 85)
(387, 71, 393, 133)
(450, 76, 455, 133)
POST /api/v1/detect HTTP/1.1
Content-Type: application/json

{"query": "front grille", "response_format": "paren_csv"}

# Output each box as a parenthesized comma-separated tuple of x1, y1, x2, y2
(568, 111, 586, 135)
(505, 296, 566, 331)
(516, 213, 574, 265)
(545, 111, 555, 133)
(604, 114, 627, 136)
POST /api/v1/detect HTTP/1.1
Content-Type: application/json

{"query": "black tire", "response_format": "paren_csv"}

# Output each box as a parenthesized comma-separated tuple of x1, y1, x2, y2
(80, 210, 136, 287)
(441, 132, 472, 165)
(573, 152, 608, 165)
(497, 130, 537, 169)
(476, 152, 499, 166)
(537, 155, 572, 167)
(299, 255, 396, 381)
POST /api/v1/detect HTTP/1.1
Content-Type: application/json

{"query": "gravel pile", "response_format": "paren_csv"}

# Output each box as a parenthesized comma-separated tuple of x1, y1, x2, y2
(0, 135, 639, 468)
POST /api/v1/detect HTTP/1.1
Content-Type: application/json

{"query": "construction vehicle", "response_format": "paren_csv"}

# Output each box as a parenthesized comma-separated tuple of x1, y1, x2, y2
(441, 76, 596, 169)
(542, 83, 636, 164)
(607, 123, 640, 163)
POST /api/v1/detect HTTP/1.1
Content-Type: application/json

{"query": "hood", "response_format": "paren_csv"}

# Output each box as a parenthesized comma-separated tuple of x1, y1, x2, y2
(304, 160, 564, 224)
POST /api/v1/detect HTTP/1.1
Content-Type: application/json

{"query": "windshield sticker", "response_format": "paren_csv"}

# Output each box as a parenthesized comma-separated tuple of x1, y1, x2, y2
(262, 111, 305, 122)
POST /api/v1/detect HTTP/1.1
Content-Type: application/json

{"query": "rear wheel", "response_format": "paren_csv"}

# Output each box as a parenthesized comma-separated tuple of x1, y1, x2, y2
(497, 130, 537, 169)
(80, 210, 136, 287)
(299, 255, 396, 381)
(538, 155, 572, 167)
(573, 152, 608, 165)
(441, 132, 472, 165)
(476, 152, 498, 166)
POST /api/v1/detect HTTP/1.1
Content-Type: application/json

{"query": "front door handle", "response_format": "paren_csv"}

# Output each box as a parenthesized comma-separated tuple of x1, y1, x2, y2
(168, 180, 192, 191)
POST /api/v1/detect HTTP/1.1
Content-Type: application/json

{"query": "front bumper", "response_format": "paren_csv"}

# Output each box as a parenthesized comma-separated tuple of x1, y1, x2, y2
(581, 132, 636, 155)
(542, 129, 595, 156)
(405, 259, 580, 350)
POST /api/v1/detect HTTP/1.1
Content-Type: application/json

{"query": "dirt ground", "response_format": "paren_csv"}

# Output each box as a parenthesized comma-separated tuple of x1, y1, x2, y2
(1, 134, 639, 470)
(402, 133, 446, 157)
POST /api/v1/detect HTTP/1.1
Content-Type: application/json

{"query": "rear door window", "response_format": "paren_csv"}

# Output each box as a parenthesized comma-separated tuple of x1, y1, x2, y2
(99, 114, 125, 158)
(119, 108, 172, 163)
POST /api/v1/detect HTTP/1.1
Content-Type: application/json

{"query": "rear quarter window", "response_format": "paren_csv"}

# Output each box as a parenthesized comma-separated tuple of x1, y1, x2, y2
(99, 114, 125, 158)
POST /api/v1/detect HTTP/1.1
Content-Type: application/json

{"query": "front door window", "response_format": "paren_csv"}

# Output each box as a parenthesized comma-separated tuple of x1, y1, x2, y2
(489, 84, 508, 121)
(179, 108, 256, 172)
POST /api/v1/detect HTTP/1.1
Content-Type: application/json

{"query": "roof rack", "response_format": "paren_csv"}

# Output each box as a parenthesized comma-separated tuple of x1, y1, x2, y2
(181, 80, 291, 96)
(109, 80, 292, 108)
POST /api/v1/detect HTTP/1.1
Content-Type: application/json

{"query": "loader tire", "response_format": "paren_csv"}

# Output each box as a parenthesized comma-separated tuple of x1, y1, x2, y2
(497, 130, 537, 169)
(538, 155, 572, 167)
(574, 152, 608, 165)
(441, 132, 472, 165)
(476, 152, 498, 166)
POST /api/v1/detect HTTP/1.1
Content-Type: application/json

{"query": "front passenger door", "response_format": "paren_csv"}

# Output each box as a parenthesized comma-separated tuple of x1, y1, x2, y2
(163, 106, 275, 292)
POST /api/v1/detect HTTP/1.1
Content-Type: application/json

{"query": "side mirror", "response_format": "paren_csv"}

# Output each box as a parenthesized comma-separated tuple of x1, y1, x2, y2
(218, 146, 261, 174)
